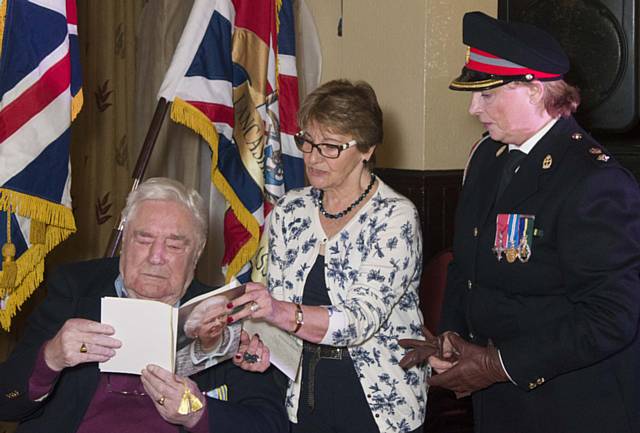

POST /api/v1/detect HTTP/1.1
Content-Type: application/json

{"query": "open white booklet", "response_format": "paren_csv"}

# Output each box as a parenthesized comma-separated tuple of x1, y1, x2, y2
(242, 319, 303, 380)
(100, 282, 245, 376)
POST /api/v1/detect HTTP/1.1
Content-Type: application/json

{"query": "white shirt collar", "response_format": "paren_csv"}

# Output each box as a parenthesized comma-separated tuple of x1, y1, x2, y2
(508, 117, 559, 155)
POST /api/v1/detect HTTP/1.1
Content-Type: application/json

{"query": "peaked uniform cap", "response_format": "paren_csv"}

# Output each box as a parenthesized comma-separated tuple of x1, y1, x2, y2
(450, 11, 570, 91)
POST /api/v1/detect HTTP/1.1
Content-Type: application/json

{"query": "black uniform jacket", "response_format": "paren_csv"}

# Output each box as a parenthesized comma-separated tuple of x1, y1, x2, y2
(0, 257, 288, 433)
(440, 116, 640, 433)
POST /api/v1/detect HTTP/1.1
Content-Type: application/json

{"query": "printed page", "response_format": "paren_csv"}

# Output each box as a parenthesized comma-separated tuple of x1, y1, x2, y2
(174, 282, 246, 376)
(242, 319, 303, 380)
(100, 297, 177, 375)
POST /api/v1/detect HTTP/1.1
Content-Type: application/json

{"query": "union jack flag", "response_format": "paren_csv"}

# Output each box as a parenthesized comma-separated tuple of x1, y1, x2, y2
(159, 0, 304, 282)
(0, 0, 81, 329)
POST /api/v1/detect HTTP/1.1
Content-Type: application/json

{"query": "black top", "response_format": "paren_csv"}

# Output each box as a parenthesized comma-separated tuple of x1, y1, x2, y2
(302, 255, 331, 306)
(440, 116, 640, 433)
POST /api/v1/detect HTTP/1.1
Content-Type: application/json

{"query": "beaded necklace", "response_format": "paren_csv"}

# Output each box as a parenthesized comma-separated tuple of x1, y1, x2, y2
(318, 173, 376, 219)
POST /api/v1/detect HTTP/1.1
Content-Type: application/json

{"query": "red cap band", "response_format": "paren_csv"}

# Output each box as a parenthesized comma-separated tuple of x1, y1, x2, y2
(466, 48, 562, 79)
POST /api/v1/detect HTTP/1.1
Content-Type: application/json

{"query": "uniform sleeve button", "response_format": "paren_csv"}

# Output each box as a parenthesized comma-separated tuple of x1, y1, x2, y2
(467, 280, 473, 290)
(473, 227, 479, 237)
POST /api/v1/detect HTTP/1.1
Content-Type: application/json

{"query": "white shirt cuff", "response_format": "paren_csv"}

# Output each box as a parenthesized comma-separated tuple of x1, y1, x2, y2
(498, 349, 517, 385)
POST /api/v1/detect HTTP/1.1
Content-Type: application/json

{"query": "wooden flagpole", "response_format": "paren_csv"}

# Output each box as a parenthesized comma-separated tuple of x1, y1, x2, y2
(104, 97, 171, 257)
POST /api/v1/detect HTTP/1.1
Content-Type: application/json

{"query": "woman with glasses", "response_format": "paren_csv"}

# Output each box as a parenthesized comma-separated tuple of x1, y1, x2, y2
(231, 79, 427, 433)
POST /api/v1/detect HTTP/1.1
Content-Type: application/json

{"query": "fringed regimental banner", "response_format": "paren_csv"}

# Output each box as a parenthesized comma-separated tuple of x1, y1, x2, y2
(0, 0, 82, 330)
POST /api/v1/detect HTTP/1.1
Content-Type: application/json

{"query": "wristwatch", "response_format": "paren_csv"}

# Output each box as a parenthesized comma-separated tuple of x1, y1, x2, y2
(293, 303, 304, 333)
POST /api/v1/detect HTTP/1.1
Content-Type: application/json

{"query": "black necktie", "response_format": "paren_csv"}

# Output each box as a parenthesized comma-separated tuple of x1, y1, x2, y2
(497, 150, 526, 198)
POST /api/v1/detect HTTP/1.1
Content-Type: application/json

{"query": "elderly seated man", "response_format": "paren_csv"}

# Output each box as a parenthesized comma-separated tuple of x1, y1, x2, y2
(0, 177, 287, 433)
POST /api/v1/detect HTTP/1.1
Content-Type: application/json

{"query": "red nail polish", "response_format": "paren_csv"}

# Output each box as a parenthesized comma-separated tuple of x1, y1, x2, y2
(226, 302, 233, 309)
(227, 316, 234, 324)
(235, 353, 242, 359)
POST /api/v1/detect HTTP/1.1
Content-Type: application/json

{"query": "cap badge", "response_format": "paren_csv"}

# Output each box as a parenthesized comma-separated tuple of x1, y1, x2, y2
(465, 46, 471, 64)
(589, 147, 602, 155)
(542, 154, 553, 169)
(597, 154, 610, 162)
(525, 73, 534, 81)
(571, 132, 583, 140)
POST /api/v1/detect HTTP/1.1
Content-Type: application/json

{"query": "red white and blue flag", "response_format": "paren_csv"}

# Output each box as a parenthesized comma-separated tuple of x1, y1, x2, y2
(0, 0, 81, 329)
(159, 0, 304, 282)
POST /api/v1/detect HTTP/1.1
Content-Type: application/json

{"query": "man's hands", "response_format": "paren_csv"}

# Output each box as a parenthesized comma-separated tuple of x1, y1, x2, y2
(428, 333, 508, 398)
(141, 365, 206, 429)
(44, 318, 121, 371)
(398, 326, 440, 369)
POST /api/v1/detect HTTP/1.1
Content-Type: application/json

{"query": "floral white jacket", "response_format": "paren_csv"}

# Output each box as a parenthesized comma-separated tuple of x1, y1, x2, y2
(267, 179, 427, 433)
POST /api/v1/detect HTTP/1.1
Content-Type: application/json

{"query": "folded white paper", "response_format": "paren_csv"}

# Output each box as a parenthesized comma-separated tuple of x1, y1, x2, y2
(100, 281, 245, 376)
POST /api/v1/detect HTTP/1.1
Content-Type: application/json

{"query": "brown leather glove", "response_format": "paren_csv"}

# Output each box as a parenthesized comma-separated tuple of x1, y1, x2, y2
(427, 333, 508, 398)
(398, 326, 440, 369)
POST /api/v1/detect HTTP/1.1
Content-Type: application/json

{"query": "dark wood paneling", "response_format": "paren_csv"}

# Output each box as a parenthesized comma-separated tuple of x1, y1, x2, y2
(375, 168, 463, 262)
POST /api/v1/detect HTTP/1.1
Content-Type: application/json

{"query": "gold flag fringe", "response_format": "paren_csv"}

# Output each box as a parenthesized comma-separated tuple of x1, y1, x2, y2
(274, 0, 282, 94)
(276, 0, 282, 32)
(71, 89, 84, 122)
(0, 189, 76, 330)
(0, 189, 76, 234)
(170, 98, 260, 283)
(0, 208, 17, 298)
(0, 0, 7, 60)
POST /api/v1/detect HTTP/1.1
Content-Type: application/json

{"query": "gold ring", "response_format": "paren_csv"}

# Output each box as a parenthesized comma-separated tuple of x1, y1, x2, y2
(80, 343, 88, 353)
(250, 302, 259, 313)
(157, 395, 166, 406)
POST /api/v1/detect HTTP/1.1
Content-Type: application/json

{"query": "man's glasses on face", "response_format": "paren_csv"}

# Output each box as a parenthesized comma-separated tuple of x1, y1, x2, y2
(294, 131, 357, 159)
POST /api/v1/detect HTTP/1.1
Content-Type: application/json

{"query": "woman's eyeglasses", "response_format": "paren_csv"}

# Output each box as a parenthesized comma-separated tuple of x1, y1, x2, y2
(294, 131, 356, 159)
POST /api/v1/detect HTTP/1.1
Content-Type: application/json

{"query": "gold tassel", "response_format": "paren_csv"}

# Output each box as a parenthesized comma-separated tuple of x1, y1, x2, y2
(0, 190, 76, 330)
(0, 209, 17, 298)
(177, 382, 203, 415)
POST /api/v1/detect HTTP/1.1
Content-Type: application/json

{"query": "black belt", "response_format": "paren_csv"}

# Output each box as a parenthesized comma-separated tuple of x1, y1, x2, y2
(303, 341, 349, 359)
(303, 342, 349, 410)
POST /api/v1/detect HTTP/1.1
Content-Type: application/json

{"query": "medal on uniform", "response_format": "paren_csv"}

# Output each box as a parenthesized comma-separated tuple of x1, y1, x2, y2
(517, 215, 535, 262)
(495, 213, 536, 263)
(505, 214, 520, 263)
(493, 214, 510, 260)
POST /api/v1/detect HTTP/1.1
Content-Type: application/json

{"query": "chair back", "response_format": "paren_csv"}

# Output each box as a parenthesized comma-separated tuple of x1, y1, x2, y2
(419, 249, 453, 334)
